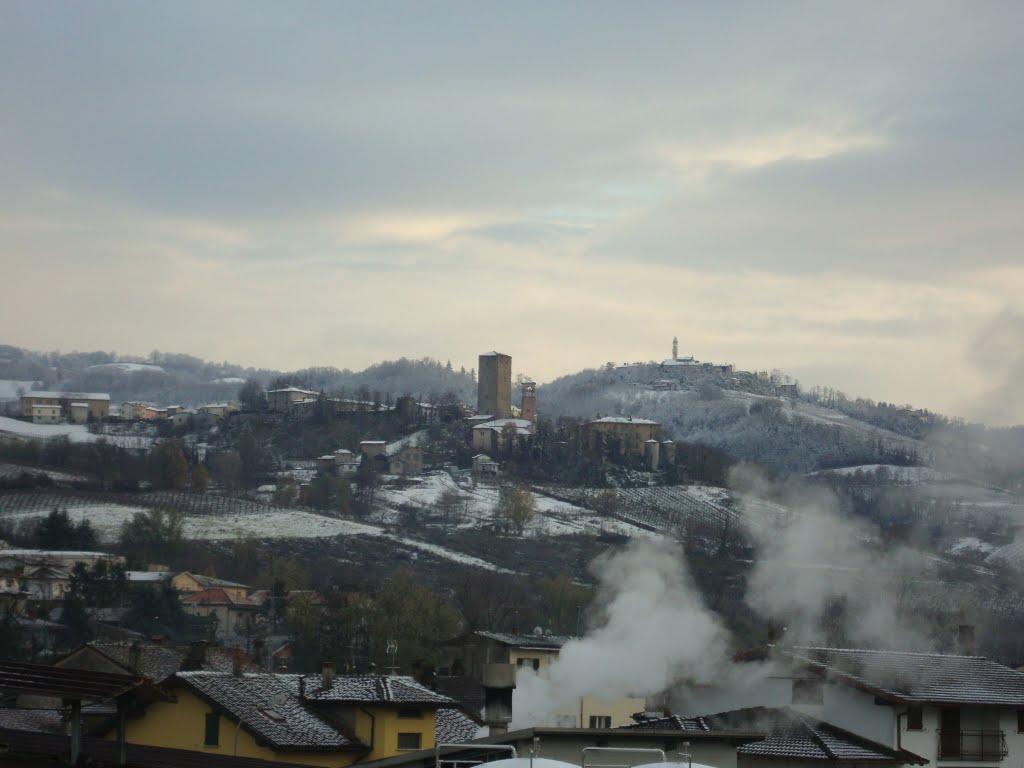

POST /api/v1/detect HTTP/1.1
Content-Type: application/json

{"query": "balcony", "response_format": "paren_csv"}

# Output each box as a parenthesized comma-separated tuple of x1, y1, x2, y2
(937, 730, 1008, 761)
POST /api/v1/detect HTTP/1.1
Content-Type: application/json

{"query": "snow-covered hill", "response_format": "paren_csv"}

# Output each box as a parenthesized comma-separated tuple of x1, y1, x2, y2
(538, 365, 925, 473)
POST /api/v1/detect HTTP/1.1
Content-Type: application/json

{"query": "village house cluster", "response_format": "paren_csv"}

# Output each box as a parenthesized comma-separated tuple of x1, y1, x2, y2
(3, 617, 1024, 768)
(17, 390, 237, 426)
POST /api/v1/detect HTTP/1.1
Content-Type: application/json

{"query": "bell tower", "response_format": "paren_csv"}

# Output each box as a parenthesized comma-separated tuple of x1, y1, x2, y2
(520, 380, 537, 422)
(672, 336, 679, 362)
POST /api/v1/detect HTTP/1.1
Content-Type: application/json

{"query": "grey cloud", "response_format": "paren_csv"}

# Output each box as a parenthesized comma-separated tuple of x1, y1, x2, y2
(4, 1, 1021, 235)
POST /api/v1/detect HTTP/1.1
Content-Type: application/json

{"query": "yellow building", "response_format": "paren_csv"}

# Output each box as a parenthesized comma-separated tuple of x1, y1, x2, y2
(20, 391, 110, 420)
(582, 416, 660, 459)
(31, 403, 62, 424)
(267, 387, 320, 412)
(172, 571, 251, 601)
(113, 668, 466, 767)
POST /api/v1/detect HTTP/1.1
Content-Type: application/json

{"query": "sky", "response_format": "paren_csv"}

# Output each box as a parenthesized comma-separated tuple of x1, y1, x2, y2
(1, 2, 1023, 424)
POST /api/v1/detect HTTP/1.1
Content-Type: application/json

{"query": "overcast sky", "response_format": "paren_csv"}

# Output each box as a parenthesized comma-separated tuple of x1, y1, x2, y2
(2, 2, 1022, 424)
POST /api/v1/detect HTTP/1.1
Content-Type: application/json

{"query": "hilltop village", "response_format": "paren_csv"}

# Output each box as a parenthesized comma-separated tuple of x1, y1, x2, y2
(0, 342, 1023, 768)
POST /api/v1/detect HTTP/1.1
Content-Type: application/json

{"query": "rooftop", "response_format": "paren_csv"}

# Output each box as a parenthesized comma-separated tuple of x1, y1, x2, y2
(783, 646, 1024, 706)
(180, 588, 256, 607)
(435, 707, 481, 743)
(176, 672, 359, 752)
(628, 707, 928, 764)
(0, 660, 171, 704)
(174, 571, 251, 590)
(21, 390, 111, 401)
(60, 641, 253, 684)
(467, 630, 574, 650)
(300, 674, 455, 705)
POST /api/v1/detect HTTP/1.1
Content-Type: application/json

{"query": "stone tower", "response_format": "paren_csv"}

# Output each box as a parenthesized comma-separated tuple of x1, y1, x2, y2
(478, 352, 512, 418)
(520, 380, 537, 422)
(672, 336, 678, 362)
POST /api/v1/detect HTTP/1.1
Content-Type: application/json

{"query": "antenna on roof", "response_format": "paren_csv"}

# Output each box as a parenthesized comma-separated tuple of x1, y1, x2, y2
(386, 639, 399, 675)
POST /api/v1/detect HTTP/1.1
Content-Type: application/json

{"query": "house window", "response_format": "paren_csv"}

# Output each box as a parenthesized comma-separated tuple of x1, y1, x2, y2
(397, 732, 422, 751)
(204, 713, 220, 746)
(516, 657, 540, 671)
(589, 715, 612, 729)
(907, 706, 923, 731)
(397, 707, 422, 719)
(791, 678, 824, 705)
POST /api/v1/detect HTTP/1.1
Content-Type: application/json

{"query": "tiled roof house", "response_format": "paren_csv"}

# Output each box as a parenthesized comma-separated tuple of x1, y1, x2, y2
(111, 668, 466, 766)
(674, 643, 1024, 768)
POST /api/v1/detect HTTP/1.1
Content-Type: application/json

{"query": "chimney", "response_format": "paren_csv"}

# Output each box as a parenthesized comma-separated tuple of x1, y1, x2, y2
(321, 661, 336, 689)
(253, 638, 265, 669)
(128, 642, 142, 675)
(232, 647, 244, 677)
(958, 624, 976, 656)
(183, 641, 209, 671)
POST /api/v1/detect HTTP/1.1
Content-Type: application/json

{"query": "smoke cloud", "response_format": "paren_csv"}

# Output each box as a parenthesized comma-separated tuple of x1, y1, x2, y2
(510, 467, 946, 729)
(511, 539, 728, 728)
(964, 310, 1024, 427)
(731, 464, 938, 650)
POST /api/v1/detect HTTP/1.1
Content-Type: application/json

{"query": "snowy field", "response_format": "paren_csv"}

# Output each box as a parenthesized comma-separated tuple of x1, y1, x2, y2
(0, 488, 521, 572)
(0, 462, 90, 484)
(0, 416, 99, 443)
(949, 537, 997, 556)
(811, 464, 951, 483)
(375, 472, 656, 540)
(0, 416, 152, 449)
(86, 362, 166, 374)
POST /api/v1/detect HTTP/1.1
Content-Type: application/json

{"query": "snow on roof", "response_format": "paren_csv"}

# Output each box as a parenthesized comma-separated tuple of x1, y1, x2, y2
(175, 572, 251, 590)
(21, 391, 110, 401)
(471, 630, 574, 649)
(985, 539, 1024, 571)
(267, 386, 319, 394)
(176, 672, 359, 751)
(300, 674, 454, 705)
(479, 351, 509, 357)
(435, 706, 481, 743)
(632, 706, 927, 764)
(590, 416, 659, 425)
(783, 646, 1024, 706)
(473, 418, 533, 430)
(385, 430, 429, 457)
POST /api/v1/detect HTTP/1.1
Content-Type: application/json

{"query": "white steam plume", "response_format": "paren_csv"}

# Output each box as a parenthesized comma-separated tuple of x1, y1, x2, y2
(511, 538, 727, 728)
(731, 464, 938, 650)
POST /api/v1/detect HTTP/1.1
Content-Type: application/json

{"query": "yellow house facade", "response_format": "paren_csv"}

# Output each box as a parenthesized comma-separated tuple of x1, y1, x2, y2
(171, 571, 251, 601)
(110, 670, 458, 768)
